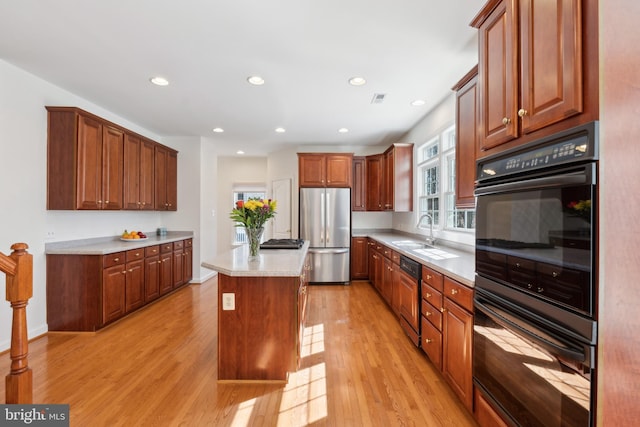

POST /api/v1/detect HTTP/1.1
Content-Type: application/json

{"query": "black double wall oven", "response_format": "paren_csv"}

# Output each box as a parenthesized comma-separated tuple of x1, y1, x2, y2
(473, 122, 598, 426)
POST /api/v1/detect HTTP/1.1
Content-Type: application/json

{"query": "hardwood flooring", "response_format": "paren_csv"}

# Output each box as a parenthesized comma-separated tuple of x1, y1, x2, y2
(0, 278, 477, 426)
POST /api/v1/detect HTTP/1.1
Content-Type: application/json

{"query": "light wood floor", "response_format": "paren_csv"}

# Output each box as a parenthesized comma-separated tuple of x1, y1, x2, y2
(0, 278, 477, 426)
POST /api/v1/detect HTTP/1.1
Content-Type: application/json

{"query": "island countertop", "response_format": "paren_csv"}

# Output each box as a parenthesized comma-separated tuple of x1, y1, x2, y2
(201, 240, 310, 277)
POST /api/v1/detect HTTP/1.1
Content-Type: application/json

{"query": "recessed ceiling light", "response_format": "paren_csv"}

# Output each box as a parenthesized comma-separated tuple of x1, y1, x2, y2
(150, 76, 169, 86)
(237, 150, 245, 155)
(212, 127, 224, 133)
(247, 76, 265, 85)
(338, 128, 349, 133)
(348, 77, 366, 86)
(275, 127, 286, 133)
(411, 99, 426, 106)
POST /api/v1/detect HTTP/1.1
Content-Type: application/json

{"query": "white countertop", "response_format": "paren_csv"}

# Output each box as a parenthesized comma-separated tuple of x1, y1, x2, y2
(201, 240, 310, 277)
(45, 231, 194, 255)
(353, 229, 476, 287)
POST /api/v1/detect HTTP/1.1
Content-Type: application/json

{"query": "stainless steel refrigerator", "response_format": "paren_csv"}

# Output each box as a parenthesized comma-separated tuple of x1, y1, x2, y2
(299, 187, 350, 284)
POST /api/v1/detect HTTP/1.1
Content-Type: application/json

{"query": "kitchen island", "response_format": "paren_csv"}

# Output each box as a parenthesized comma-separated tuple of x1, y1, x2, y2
(201, 241, 310, 382)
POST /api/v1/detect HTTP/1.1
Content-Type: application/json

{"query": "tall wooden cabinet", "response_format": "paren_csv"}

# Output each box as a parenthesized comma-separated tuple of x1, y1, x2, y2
(124, 134, 155, 210)
(359, 144, 413, 212)
(155, 145, 178, 211)
(351, 156, 367, 211)
(472, 0, 591, 155)
(298, 153, 353, 187)
(452, 67, 479, 208)
(365, 154, 384, 211)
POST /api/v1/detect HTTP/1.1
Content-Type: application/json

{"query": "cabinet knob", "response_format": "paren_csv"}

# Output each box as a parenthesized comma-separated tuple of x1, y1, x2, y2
(122, 271, 127, 275)
(424, 338, 433, 344)
(450, 288, 458, 295)
(552, 271, 558, 278)
(440, 307, 446, 313)
(158, 261, 162, 264)
(518, 108, 528, 118)
(425, 292, 432, 298)
(114, 258, 119, 262)
(98, 200, 103, 204)
(425, 311, 432, 317)
(537, 287, 544, 293)
(502, 117, 511, 125)
(426, 274, 432, 280)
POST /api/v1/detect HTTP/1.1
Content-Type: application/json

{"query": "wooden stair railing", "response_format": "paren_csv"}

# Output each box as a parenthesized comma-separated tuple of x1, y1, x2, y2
(0, 243, 33, 403)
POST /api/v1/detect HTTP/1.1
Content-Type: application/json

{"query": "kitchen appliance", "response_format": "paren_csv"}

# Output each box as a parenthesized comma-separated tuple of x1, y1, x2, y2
(299, 187, 350, 283)
(473, 122, 598, 426)
(260, 239, 305, 249)
(398, 255, 422, 346)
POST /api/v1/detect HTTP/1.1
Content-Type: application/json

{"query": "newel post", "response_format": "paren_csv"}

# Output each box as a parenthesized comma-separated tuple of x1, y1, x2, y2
(4, 243, 33, 404)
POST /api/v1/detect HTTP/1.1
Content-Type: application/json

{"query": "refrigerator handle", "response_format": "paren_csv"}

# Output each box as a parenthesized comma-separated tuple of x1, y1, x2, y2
(320, 192, 325, 243)
(326, 192, 331, 244)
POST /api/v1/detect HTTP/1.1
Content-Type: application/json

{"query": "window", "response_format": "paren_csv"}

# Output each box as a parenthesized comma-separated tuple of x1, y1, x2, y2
(232, 188, 266, 245)
(417, 125, 474, 233)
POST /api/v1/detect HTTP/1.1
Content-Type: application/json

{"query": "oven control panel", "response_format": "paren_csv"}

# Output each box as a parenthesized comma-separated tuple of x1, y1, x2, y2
(477, 122, 598, 181)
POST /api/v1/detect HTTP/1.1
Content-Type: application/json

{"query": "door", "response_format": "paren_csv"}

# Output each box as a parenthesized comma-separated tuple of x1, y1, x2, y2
(325, 188, 350, 248)
(272, 178, 292, 239)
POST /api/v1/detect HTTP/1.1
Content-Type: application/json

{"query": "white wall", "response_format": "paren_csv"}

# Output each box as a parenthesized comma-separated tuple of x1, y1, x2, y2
(0, 59, 203, 351)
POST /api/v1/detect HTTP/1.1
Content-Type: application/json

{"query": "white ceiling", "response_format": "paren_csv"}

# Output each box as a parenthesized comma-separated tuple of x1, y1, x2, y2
(0, 0, 484, 156)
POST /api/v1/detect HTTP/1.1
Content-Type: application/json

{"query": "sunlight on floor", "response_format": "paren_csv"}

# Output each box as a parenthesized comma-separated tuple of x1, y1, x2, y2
(231, 398, 258, 426)
(301, 323, 325, 358)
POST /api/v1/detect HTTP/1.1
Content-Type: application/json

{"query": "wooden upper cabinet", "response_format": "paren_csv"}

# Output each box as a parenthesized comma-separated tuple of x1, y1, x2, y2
(452, 66, 479, 209)
(352, 156, 366, 211)
(155, 145, 178, 211)
(383, 144, 413, 212)
(365, 154, 384, 211)
(124, 134, 155, 210)
(298, 153, 353, 187)
(473, 0, 583, 153)
(47, 106, 177, 211)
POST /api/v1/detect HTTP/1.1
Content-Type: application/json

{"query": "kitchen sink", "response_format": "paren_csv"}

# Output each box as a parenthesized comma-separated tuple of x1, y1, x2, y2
(391, 240, 434, 250)
(391, 240, 458, 260)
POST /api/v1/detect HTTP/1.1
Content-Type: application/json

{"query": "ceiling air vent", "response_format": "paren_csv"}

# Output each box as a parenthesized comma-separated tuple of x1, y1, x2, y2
(371, 93, 386, 104)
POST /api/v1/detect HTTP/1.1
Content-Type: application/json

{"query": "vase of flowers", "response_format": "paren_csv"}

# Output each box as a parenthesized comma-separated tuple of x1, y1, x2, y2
(230, 198, 277, 260)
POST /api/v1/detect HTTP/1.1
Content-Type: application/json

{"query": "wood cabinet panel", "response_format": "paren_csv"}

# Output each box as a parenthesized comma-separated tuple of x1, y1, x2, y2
(155, 146, 178, 211)
(452, 66, 479, 208)
(351, 156, 366, 210)
(365, 155, 384, 211)
(421, 316, 443, 371)
(125, 258, 145, 313)
(102, 263, 126, 325)
(124, 134, 155, 210)
(159, 251, 173, 295)
(442, 297, 473, 410)
(474, 388, 510, 427)
(298, 153, 353, 187)
(76, 114, 104, 209)
(101, 125, 124, 210)
(144, 254, 161, 303)
(350, 237, 368, 280)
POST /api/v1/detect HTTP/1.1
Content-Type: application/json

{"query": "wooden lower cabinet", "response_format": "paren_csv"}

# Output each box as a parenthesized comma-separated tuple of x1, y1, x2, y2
(350, 237, 368, 280)
(474, 388, 510, 427)
(172, 240, 184, 288)
(46, 238, 193, 331)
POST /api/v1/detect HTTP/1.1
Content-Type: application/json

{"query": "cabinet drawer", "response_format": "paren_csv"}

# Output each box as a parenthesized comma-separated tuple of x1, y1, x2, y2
(422, 266, 444, 291)
(173, 240, 184, 250)
(421, 316, 442, 371)
(103, 252, 125, 268)
(126, 248, 144, 262)
(422, 281, 443, 309)
(160, 243, 173, 253)
(391, 251, 400, 265)
(184, 239, 193, 248)
(382, 246, 392, 258)
(421, 299, 443, 331)
(145, 245, 160, 257)
(444, 277, 473, 312)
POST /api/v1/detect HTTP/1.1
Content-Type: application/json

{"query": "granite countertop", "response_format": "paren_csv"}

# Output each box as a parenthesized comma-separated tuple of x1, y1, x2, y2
(201, 240, 310, 277)
(45, 231, 194, 255)
(353, 229, 475, 287)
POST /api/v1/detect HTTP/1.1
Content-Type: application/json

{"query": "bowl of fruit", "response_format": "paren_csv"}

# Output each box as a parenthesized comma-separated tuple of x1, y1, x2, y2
(121, 230, 148, 241)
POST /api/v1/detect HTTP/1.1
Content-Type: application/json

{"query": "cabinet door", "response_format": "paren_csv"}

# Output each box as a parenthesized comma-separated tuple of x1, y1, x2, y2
(519, 0, 582, 134)
(102, 264, 126, 324)
(125, 259, 145, 313)
(155, 146, 168, 210)
(382, 257, 394, 305)
(351, 157, 366, 211)
(478, 0, 519, 150)
(76, 114, 103, 210)
(166, 150, 178, 211)
(454, 68, 479, 208)
(325, 154, 352, 187)
(173, 249, 184, 288)
(383, 149, 394, 210)
(139, 139, 155, 210)
(144, 255, 161, 302)
(398, 271, 419, 332)
(365, 155, 383, 210)
(159, 252, 173, 295)
(298, 154, 326, 187)
(350, 237, 368, 279)
(442, 298, 473, 410)
(102, 126, 124, 210)
(123, 133, 142, 210)
(183, 244, 193, 283)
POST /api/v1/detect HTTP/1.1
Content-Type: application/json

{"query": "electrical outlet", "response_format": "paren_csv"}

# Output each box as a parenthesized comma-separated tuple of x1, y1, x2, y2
(222, 293, 235, 310)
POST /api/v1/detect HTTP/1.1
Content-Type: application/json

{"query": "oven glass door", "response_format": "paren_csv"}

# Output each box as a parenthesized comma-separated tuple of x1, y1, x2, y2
(474, 294, 593, 427)
(475, 164, 595, 316)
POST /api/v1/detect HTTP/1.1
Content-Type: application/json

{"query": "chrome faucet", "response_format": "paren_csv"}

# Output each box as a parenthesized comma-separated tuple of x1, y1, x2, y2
(416, 213, 436, 246)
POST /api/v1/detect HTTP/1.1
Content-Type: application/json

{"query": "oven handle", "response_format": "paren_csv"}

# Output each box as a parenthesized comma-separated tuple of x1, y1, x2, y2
(474, 169, 588, 196)
(475, 297, 586, 363)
